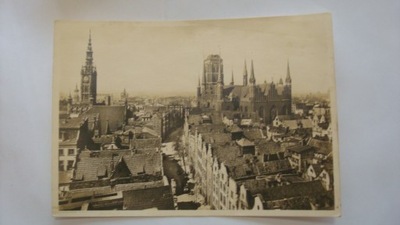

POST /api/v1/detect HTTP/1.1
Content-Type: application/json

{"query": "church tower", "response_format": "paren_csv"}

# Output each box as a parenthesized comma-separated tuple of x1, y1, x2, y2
(80, 31, 97, 105)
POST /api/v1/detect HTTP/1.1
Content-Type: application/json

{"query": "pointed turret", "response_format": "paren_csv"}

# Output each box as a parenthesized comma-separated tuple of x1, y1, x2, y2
(285, 60, 292, 85)
(197, 76, 201, 98)
(243, 60, 248, 86)
(249, 60, 256, 85)
(230, 71, 234, 85)
(279, 77, 283, 85)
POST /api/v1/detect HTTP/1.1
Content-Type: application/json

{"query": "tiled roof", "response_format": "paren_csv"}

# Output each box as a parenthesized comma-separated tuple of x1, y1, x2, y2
(191, 124, 226, 135)
(264, 196, 312, 209)
(242, 179, 269, 194)
(260, 180, 325, 201)
(86, 106, 126, 135)
(213, 145, 242, 167)
(236, 138, 255, 147)
(263, 159, 292, 174)
(286, 145, 315, 153)
(243, 129, 264, 141)
(202, 133, 231, 145)
(122, 151, 162, 176)
(74, 149, 161, 182)
(228, 124, 243, 133)
(123, 185, 174, 210)
(308, 138, 332, 155)
(92, 135, 114, 144)
(256, 140, 284, 155)
(59, 117, 83, 129)
(318, 122, 330, 130)
(309, 164, 324, 176)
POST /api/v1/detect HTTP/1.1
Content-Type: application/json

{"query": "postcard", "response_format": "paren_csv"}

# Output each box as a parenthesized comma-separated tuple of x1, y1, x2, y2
(53, 13, 340, 217)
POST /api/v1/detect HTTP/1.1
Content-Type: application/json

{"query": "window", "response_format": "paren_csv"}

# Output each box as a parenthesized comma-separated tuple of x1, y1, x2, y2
(59, 149, 64, 156)
(67, 160, 74, 170)
(68, 149, 75, 156)
(59, 161, 64, 171)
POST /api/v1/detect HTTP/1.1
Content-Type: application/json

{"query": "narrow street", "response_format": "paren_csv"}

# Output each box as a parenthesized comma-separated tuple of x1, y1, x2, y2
(161, 127, 202, 209)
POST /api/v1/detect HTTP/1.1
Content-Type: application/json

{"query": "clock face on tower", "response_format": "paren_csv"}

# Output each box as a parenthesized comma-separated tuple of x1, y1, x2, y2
(83, 76, 89, 82)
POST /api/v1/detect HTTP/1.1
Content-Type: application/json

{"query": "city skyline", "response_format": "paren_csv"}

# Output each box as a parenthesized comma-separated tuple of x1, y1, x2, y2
(54, 14, 335, 97)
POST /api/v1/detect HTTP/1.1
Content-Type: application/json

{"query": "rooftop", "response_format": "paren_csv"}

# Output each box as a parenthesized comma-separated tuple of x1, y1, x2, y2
(286, 145, 315, 154)
(260, 180, 326, 201)
(123, 185, 174, 210)
(74, 149, 162, 182)
(308, 138, 332, 155)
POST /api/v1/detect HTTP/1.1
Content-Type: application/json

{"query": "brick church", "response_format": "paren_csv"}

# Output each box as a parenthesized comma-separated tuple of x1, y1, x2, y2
(196, 54, 292, 124)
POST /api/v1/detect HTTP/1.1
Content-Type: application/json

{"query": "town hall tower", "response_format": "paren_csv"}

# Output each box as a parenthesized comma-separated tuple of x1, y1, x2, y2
(80, 32, 97, 105)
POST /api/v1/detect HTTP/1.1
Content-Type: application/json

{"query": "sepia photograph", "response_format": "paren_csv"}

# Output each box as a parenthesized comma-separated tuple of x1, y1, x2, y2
(52, 13, 340, 217)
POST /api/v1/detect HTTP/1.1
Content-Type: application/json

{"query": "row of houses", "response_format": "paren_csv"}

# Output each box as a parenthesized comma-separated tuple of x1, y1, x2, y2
(183, 110, 335, 210)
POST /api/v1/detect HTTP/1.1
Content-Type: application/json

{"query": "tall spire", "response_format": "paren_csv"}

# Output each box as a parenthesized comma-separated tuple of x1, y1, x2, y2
(87, 30, 92, 52)
(85, 30, 93, 67)
(285, 59, 292, 85)
(198, 76, 201, 87)
(249, 60, 256, 85)
(243, 60, 248, 86)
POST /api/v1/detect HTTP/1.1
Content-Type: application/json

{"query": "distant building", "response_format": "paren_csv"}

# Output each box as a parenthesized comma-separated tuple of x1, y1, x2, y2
(196, 55, 292, 124)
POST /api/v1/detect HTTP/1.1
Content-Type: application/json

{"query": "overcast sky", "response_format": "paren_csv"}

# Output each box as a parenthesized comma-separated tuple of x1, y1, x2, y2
(54, 13, 335, 97)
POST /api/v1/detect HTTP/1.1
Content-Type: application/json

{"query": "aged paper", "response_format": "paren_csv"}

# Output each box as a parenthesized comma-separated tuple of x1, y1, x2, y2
(52, 13, 340, 217)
